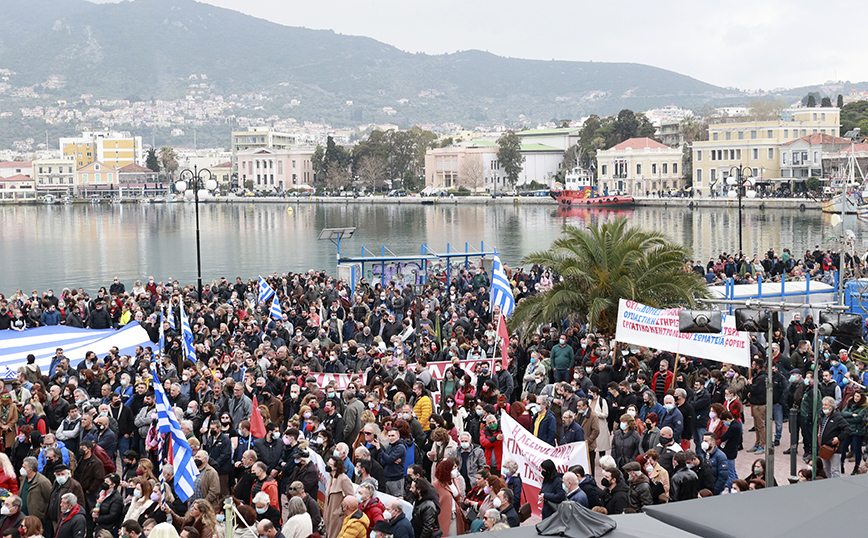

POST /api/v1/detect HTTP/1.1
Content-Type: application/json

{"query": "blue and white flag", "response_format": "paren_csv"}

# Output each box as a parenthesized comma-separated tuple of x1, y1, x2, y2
(152, 366, 198, 501)
(179, 305, 195, 362)
(258, 276, 275, 305)
(270, 295, 283, 321)
(489, 255, 516, 317)
(167, 305, 176, 330)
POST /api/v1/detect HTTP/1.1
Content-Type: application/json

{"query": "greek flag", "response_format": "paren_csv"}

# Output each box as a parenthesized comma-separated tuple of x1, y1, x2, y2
(270, 295, 283, 320)
(489, 255, 515, 317)
(167, 305, 176, 330)
(152, 366, 198, 501)
(179, 305, 195, 362)
(258, 276, 275, 304)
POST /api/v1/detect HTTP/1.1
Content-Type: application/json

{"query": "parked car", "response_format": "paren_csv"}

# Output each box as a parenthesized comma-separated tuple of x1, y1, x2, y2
(387, 189, 407, 197)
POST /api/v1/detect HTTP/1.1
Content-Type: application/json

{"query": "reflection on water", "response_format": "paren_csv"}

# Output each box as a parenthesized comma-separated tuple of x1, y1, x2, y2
(0, 203, 860, 291)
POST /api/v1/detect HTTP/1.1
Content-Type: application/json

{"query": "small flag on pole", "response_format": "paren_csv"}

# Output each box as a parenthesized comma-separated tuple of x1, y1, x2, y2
(258, 276, 275, 304)
(489, 255, 515, 317)
(496, 313, 510, 369)
(249, 394, 267, 439)
(159, 309, 166, 355)
(270, 295, 283, 321)
(152, 366, 198, 501)
(167, 305, 176, 330)
(179, 305, 195, 362)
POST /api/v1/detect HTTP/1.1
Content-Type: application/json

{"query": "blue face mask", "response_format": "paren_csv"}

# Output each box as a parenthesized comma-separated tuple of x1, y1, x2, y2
(256, 506, 267, 514)
(216, 514, 225, 522)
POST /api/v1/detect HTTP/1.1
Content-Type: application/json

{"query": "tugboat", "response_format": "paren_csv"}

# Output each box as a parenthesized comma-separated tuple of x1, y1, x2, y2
(549, 167, 634, 207)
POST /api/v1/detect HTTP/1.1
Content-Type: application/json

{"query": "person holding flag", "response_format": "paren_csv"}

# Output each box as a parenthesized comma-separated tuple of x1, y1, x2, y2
(489, 255, 515, 370)
(151, 365, 199, 504)
(258, 276, 276, 305)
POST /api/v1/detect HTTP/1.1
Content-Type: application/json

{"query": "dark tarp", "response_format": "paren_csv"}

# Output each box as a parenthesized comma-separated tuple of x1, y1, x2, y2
(535, 501, 616, 538)
(643, 473, 868, 538)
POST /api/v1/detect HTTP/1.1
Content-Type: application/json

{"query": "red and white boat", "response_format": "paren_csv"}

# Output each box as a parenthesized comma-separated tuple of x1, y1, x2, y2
(549, 167, 634, 207)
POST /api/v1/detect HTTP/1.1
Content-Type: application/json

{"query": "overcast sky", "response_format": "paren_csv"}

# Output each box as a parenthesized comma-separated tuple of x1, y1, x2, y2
(90, 0, 863, 90)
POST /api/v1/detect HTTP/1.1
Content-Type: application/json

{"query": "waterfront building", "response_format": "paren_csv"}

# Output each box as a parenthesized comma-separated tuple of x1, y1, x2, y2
(34, 158, 75, 197)
(424, 141, 563, 192)
(75, 161, 119, 197)
(514, 127, 581, 151)
(0, 161, 33, 180)
(595, 137, 683, 195)
(210, 161, 234, 188)
(780, 133, 850, 181)
(60, 131, 143, 170)
(0, 174, 36, 200)
(230, 127, 298, 175)
(236, 147, 316, 192)
(692, 107, 841, 196)
(117, 163, 167, 197)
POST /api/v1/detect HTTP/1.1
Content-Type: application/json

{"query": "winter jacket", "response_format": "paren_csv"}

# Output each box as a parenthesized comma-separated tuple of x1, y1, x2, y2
(843, 401, 867, 437)
(704, 447, 730, 495)
(627, 474, 653, 512)
(448, 445, 485, 486)
(411, 498, 439, 538)
(253, 437, 284, 474)
(54, 503, 86, 538)
(74, 455, 106, 496)
(388, 513, 414, 538)
(360, 497, 385, 526)
(539, 474, 565, 519)
(611, 429, 641, 468)
(669, 464, 699, 502)
(479, 425, 504, 470)
(579, 475, 602, 508)
(561, 421, 585, 445)
(601, 481, 630, 515)
(337, 509, 370, 538)
(203, 432, 232, 475)
(93, 488, 124, 529)
(533, 409, 558, 446)
(659, 406, 684, 443)
(718, 420, 742, 460)
(20, 471, 52, 519)
(378, 441, 407, 481)
(689, 388, 712, 426)
(818, 409, 852, 449)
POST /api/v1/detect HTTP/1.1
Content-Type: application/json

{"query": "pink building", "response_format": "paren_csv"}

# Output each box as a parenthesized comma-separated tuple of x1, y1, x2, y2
(236, 148, 315, 192)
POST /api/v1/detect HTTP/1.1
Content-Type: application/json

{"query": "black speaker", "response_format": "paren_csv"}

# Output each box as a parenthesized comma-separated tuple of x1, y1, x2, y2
(679, 310, 722, 333)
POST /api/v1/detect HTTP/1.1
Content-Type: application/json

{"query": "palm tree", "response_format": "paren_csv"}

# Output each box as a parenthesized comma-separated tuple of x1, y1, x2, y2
(509, 218, 709, 337)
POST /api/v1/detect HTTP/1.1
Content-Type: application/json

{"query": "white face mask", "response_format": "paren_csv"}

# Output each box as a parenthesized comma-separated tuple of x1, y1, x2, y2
(383, 510, 393, 520)
(492, 497, 502, 509)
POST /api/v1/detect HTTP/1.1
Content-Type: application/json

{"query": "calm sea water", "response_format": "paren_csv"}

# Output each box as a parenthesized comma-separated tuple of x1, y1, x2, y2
(0, 202, 862, 293)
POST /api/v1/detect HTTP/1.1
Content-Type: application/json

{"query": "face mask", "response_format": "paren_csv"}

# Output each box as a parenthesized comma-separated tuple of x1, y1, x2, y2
(383, 510, 393, 520)
(626, 409, 636, 417)
(451, 468, 459, 478)
(402, 413, 411, 421)
(842, 378, 850, 385)
(600, 478, 610, 488)
(753, 466, 762, 474)
(459, 380, 465, 387)
(619, 422, 627, 431)
(303, 412, 311, 419)
(150, 492, 161, 502)
(216, 514, 225, 522)
(476, 409, 484, 416)
(660, 436, 672, 445)
(488, 423, 498, 431)
(483, 486, 490, 494)
(708, 411, 717, 420)
(823, 407, 831, 415)
(664, 403, 675, 411)
(645, 465, 654, 474)
(446, 401, 454, 408)
(492, 497, 502, 508)
(460, 441, 470, 450)
(804, 379, 810, 386)
(585, 367, 593, 374)
(559, 339, 566, 345)
(701, 441, 710, 452)
(256, 506, 267, 514)
(132, 488, 141, 498)
(368, 402, 376, 409)
(0, 507, 9, 516)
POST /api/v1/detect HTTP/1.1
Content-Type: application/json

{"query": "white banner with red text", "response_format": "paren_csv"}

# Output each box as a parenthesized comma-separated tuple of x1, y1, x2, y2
(615, 299, 750, 367)
(500, 413, 589, 517)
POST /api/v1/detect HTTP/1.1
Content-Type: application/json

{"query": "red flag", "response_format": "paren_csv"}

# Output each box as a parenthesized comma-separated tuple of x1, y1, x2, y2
(497, 313, 510, 369)
(249, 394, 267, 439)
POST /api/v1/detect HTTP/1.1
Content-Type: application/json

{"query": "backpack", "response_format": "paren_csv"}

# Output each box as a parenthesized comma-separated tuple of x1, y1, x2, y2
(93, 444, 116, 474)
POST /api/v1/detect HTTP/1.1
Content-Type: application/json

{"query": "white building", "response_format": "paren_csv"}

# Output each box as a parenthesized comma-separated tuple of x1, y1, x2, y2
(596, 138, 684, 195)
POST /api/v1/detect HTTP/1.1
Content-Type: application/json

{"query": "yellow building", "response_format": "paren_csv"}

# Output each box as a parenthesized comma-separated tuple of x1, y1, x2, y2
(75, 161, 119, 197)
(692, 108, 841, 196)
(34, 158, 76, 196)
(596, 138, 684, 195)
(60, 131, 143, 170)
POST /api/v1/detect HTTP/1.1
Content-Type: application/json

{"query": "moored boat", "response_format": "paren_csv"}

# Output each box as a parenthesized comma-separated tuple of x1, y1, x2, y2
(549, 166, 635, 207)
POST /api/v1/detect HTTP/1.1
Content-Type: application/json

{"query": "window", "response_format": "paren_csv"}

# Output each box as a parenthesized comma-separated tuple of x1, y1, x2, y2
(801, 129, 806, 137)
(767, 130, 773, 138)
(710, 151, 716, 161)
(752, 168, 759, 177)
(107, 173, 113, 182)
(768, 148, 774, 159)
(784, 129, 789, 138)
(814, 151, 819, 164)
(636, 164, 642, 175)
(82, 174, 88, 183)
(696, 150, 702, 161)
(726, 132, 731, 140)
(278, 161, 283, 175)
(713, 133, 719, 141)
(652, 163, 657, 174)
(738, 131, 744, 140)
(95, 173, 101, 183)
(813, 113, 817, 121)
(601, 165, 607, 175)
(752, 148, 758, 160)
(673, 163, 678, 174)
(783, 153, 787, 164)
(751, 131, 757, 139)
(696, 169, 702, 184)
(710, 169, 716, 182)
(662, 163, 668, 174)
(822, 113, 826, 121)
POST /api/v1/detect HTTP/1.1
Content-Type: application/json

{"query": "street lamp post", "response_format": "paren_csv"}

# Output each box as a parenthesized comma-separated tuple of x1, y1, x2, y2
(727, 165, 754, 256)
(175, 165, 217, 301)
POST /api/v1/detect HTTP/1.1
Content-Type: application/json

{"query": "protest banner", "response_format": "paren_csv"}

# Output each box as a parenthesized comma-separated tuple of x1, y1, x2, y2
(615, 299, 751, 367)
(500, 413, 589, 517)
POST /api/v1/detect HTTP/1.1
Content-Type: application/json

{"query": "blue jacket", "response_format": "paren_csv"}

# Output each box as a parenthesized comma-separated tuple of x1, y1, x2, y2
(534, 410, 558, 446)
(506, 474, 522, 511)
(540, 475, 565, 519)
(705, 446, 730, 495)
(639, 402, 665, 421)
(561, 421, 585, 445)
(40, 310, 61, 326)
(389, 513, 414, 538)
(378, 440, 407, 481)
(37, 441, 71, 472)
(659, 406, 684, 442)
(567, 487, 589, 507)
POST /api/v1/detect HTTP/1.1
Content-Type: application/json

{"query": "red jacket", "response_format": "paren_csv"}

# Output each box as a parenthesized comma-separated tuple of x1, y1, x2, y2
(651, 370, 674, 396)
(479, 425, 504, 471)
(361, 497, 385, 526)
(0, 470, 18, 495)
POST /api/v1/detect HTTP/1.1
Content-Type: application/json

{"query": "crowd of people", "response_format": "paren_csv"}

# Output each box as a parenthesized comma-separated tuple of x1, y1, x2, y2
(0, 263, 863, 538)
